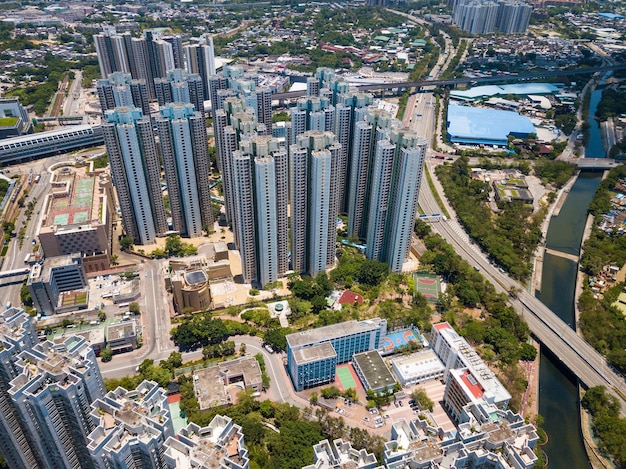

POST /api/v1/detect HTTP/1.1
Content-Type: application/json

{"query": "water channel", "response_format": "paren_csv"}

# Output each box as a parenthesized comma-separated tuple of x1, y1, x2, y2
(535, 81, 606, 468)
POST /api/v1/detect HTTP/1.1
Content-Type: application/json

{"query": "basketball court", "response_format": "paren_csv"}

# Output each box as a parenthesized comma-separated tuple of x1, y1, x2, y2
(382, 329, 421, 354)
(414, 273, 441, 303)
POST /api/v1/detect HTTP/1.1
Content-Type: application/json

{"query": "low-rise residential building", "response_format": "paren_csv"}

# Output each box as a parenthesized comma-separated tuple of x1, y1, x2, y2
(0, 98, 31, 139)
(106, 320, 138, 354)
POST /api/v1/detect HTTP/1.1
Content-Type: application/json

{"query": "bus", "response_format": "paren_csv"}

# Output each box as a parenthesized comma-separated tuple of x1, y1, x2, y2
(34, 175, 41, 183)
(24, 253, 31, 264)
(118, 302, 130, 309)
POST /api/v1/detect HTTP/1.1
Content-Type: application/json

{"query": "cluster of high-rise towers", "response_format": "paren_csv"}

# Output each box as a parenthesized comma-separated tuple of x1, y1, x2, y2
(96, 28, 427, 287)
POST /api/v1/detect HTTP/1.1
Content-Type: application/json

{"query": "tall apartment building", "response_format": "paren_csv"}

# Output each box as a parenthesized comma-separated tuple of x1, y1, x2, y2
(164, 415, 249, 469)
(496, 0, 533, 33)
(162, 35, 184, 70)
(231, 136, 288, 286)
(306, 67, 350, 106)
(145, 30, 176, 82)
(334, 92, 373, 213)
(155, 103, 213, 237)
(0, 308, 43, 469)
(289, 96, 335, 145)
(453, 0, 500, 34)
(27, 253, 88, 315)
(8, 336, 105, 469)
(453, 0, 531, 34)
(154, 68, 205, 116)
(365, 128, 427, 272)
(94, 27, 130, 79)
(102, 107, 167, 245)
(96, 72, 150, 117)
(286, 318, 387, 391)
(347, 109, 394, 240)
(88, 380, 174, 469)
(184, 34, 216, 99)
(290, 131, 342, 277)
(213, 97, 257, 226)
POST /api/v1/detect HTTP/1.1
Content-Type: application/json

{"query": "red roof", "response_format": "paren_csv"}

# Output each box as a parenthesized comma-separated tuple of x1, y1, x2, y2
(433, 322, 452, 332)
(338, 290, 363, 306)
(460, 370, 484, 399)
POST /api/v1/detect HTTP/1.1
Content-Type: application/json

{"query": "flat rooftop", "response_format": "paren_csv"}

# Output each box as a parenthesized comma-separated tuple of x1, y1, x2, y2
(447, 104, 536, 145)
(286, 318, 383, 349)
(352, 350, 395, 390)
(292, 342, 337, 365)
(390, 349, 445, 378)
(42, 167, 100, 228)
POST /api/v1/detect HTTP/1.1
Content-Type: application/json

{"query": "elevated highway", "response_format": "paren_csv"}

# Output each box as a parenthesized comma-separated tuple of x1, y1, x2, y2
(274, 64, 626, 101)
(418, 164, 626, 415)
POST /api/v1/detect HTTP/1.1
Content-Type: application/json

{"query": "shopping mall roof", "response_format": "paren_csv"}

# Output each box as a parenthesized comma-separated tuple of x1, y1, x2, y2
(447, 104, 536, 146)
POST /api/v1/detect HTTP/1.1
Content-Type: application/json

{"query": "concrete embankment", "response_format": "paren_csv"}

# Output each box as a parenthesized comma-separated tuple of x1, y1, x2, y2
(532, 172, 579, 295)
(579, 386, 617, 469)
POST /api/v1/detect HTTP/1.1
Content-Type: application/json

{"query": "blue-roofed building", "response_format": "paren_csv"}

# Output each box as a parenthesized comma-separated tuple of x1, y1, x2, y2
(447, 104, 536, 146)
(450, 83, 562, 101)
(598, 12, 624, 19)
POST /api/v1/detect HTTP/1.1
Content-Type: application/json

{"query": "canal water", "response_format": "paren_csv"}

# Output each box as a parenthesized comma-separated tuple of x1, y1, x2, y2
(535, 82, 606, 468)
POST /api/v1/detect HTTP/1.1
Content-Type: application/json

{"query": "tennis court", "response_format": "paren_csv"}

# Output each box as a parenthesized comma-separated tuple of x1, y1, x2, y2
(335, 364, 360, 392)
(414, 273, 441, 303)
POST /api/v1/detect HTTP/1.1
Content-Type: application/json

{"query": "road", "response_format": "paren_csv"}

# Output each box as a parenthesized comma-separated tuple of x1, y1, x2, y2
(62, 70, 83, 117)
(417, 165, 626, 416)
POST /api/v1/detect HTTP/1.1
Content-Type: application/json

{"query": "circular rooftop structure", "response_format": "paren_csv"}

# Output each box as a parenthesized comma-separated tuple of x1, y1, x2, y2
(184, 270, 208, 286)
(275, 303, 284, 312)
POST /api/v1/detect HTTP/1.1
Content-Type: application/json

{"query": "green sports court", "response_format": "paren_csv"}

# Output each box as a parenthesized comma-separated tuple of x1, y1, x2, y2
(335, 364, 361, 392)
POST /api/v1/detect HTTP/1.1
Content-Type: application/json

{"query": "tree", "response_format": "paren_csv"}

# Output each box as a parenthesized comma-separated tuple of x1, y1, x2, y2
(411, 388, 434, 411)
(110, 254, 119, 266)
(357, 259, 389, 287)
(519, 343, 537, 361)
(98, 311, 107, 322)
(166, 351, 183, 369)
(310, 392, 319, 404)
(321, 386, 341, 399)
(263, 327, 290, 352)
(100, 346, 113, 362)
(119, 236, 134, 250)
(129, 302, 140, 314)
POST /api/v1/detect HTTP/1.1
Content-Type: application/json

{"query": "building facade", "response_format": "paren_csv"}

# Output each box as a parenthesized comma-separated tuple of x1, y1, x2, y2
(8, 337, 105, 469)
(155, 103, 213, 237)
(286, 318, 387, 391)
(102, 107, 168, 245)
(27, 253, 88, 315)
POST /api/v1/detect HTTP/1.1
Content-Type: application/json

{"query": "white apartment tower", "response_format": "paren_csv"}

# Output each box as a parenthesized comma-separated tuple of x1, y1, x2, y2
(8, 337, 105, 469)
(290, 131, 342, 277)
(102, 107, 168, 245)
(88, 380, 174, 469)
(154, 68, 205, 117)
(365, 128, 427, 272)
(347, 108, 395, 240)
(184, 34, 216, 99)
(0, 308, 43, 469)
(232, 137, 288, 286)
(96, 72, 150, 117)
(155, 103, 214, 237)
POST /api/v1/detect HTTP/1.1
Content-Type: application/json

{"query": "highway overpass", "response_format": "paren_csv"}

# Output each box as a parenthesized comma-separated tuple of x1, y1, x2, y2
(418, 165, 626, 415)
(273, 64, 626, 101)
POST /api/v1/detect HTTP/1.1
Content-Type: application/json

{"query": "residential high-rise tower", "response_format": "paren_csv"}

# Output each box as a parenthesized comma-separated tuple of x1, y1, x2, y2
(102, 107, 167, 245)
